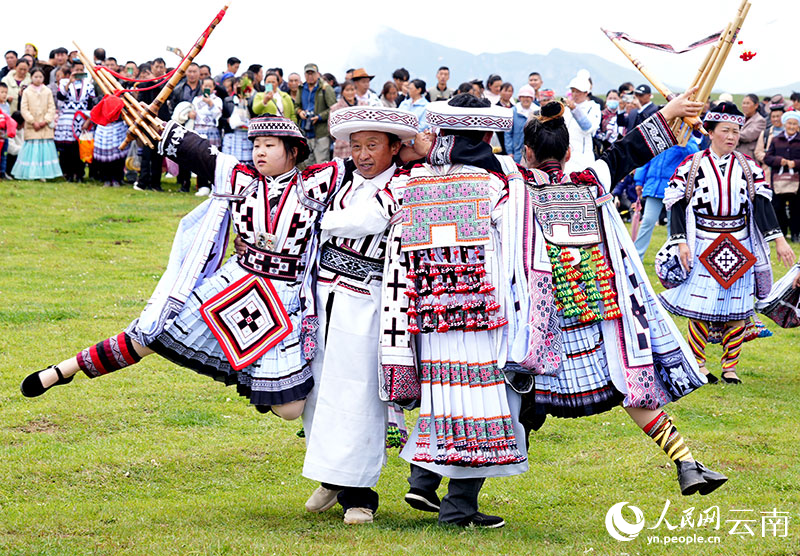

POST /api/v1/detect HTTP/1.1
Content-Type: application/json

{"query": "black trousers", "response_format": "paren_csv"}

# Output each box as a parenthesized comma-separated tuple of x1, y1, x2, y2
(408, 464, 484, 524)
(321, 482, 379, 512)
(772, 193, 800, 237)
(57, 142, 84, 179)
(139, 146, 163, 189)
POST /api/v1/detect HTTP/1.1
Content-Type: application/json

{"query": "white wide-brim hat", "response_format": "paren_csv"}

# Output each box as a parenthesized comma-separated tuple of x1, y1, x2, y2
(329, 106, 420, 142)
(425, 102, 513, 132)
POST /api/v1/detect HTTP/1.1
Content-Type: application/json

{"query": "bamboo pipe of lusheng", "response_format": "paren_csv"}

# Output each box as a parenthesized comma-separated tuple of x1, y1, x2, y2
(603, 30, 705, 133)
(73, 43, 160, 148)
(696, 2, 750, 105)
(73, 48, 154, 147)
(119, 2, 231, 148)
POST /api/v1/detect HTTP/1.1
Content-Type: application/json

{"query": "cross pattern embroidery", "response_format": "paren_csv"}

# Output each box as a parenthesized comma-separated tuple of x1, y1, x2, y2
(384, 317, 405, 346)
(235, 304, 263, 334)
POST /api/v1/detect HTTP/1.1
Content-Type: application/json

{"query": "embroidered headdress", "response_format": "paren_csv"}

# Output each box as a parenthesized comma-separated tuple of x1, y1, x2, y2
(426, 97, 513, 132)
(329, 106, 419, 142)
(703, 102, 745, 127)
(248, 115, 310, 163)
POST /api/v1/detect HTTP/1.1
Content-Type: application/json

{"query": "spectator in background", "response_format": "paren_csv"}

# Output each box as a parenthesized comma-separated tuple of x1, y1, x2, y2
(455, 82, 473, 95)
(632, 141, 699, 260)
(2, 58, 31, 113)
(329, 79, 366, 159)
(54, 62, 94, 182)
(11, 68, 61, 181)
(220, 76, 253, 165)
(755, 102, 785, 183)
(0, 82, 11, 178)
(0, 50, 17, 80)
(379, 81, 398, 108)
(287, 72, 302, 107)
(134, 62, 169, 191)
(123, 61, 138, 81)
(506, 84, 536, 164)
(252, 71, 297, 123)
(791, 92, 800, 112)
(497, 82, 513, 108)
(93, 47, 106, 66)
(564, 73, 600, 173)
(105, 57, 119, 74)
(398, 78, 429, 131)
(297, 62, 336, 164)
(598, 89, 621, 148)
(470, 79, 484, 99)
(626, 84, 658, 133)
(528, 72, 542, 105)
(738, 93, 766, 160)
(393, 68, 410, 106)
(214, 56, 240, 83)
(322, 73, 341, 99)
(248, 64, 264, 92)
(765, 111, 800, 242)
(23, 44, 40, 69)
(352, 68, 381, 106)
(268, 67, 289, 93)
(428, 66, 453, 102)
(170, 62, 202, 110)
(190, 77, 223, 196)
(484, 74, 502, 105)
(617, 82, 635, 133)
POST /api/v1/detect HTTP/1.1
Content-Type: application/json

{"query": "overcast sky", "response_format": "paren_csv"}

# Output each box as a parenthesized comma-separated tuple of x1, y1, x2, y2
(4, 0, 792, 93)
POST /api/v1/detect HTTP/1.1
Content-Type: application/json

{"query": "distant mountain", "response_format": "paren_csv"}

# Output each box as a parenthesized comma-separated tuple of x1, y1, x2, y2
(361, 28, 647, 96)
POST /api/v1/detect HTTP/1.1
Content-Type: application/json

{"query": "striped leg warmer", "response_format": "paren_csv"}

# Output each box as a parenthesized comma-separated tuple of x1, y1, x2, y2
(687, 320, 708, 366)
(76, 332, 142, 378)
(643, 411, 693, 465)
(721, 325, 745, 371)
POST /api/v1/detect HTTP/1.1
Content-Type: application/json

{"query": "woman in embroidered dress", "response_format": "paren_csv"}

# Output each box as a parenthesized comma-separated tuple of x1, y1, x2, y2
(504, 94, 730, 496)
(660, 102, 795, 385)
(54, 61, 95, 182)
(21, 114, 343, 421)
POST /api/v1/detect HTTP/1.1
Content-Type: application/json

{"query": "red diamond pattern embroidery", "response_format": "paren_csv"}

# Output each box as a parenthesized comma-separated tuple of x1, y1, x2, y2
(699, 233, 756, 289)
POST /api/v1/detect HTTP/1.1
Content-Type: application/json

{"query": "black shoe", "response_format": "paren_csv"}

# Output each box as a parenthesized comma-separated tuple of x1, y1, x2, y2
(150, 185, 164, 192)
(456, 512, 506, 528)
(179, 186, 190, 193)
(792, 234, 800, 243)
(20, 365, 74, 398)
(705, 372, 719, 384)
(254, 405, 272, 414)
(721, 371, 742, 384)
(404, 488, 440, 512)
(677, 460, 728, 496)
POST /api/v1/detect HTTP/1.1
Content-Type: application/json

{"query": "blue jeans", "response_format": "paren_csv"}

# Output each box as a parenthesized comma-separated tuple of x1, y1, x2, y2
(0, 137, 8, 174)
(634, 196, 669, 260)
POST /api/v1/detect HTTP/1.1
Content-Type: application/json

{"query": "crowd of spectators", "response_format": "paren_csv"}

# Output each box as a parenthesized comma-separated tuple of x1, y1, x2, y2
(1, 42, 799, 246)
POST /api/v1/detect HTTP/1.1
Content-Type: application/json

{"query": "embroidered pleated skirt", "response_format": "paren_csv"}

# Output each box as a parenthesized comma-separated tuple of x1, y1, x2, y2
(222, 129, 252, 162)
(660, 228, 755, 323)
(93, 120, 128, 162)
(145, 256, 312, 406)
(532, 314, 624, 418)
(195, 125, 221, 147)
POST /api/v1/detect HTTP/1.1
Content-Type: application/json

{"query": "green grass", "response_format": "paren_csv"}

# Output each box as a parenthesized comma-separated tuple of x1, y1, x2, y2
(2, 178, 800, 555)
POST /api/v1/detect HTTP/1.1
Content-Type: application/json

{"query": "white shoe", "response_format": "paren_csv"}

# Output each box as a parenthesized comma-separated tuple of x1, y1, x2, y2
(133, 183, 146, 191)
(195, 186, 211, 197)
(343, 507, 374, 525)
(305, 486, 342, 513)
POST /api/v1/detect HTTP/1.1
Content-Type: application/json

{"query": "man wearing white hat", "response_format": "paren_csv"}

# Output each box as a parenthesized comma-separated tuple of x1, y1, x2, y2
(301, 106, 421, 525)
(564, 73, 601, 173)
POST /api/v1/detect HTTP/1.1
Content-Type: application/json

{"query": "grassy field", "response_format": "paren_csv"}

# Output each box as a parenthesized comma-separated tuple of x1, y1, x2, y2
(2, 178, 800, 556)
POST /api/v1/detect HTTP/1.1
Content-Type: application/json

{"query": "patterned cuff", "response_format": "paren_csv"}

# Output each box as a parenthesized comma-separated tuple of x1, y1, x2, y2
(669, 233, 687, 242)
(764, 228, 784, 242)
(158, 120, 187, 158)
(427, 135, 455, 166)
(638, 111, 677, 157)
